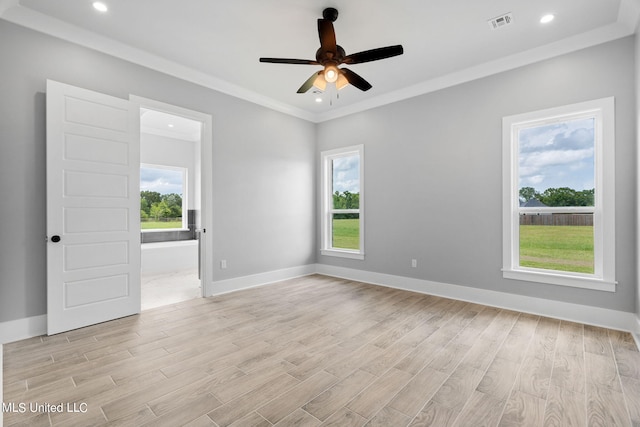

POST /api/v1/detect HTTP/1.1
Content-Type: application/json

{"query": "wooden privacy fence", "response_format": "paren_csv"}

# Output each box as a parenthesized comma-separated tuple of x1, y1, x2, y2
(519, 213, 593, 226)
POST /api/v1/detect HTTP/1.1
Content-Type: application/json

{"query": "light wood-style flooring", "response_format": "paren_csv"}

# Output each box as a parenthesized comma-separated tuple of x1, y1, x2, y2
(3, 274, 640, 426)
(141, 268, 201, 311)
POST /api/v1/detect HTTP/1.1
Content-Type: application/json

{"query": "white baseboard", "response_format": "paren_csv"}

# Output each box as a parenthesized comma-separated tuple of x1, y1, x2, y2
(0, 314, 46, 345)
(0, 264, 637, 350)
(207, 264, 317, 297)
(316, 264, 639, 339)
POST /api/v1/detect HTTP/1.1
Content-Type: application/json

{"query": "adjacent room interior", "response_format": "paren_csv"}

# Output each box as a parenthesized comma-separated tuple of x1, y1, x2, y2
(139, 108, 203, 310)
(1, 0, 640, 426)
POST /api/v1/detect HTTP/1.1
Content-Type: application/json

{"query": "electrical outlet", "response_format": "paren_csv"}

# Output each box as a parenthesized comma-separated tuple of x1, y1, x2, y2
(220, 260, 227, 269)
(411, 259, 417, 268)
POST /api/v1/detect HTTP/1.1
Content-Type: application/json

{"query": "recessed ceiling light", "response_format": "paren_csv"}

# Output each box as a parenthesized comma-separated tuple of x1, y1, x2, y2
(168, 124, 175, 128)
(540, 14, 554, 24)
(315, 97, 322, 103)
(93, 2, 108, 13)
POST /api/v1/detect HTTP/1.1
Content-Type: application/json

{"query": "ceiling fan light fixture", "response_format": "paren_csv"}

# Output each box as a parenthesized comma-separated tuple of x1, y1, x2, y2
(324, 64, 339, 83)
(336, 72, 349, 90)
(313, 73, 327, 91)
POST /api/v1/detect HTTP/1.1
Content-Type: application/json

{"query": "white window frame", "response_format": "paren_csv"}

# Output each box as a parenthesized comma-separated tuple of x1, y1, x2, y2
(321, 145, 365, 260)
(140, 163, 188, 232)
(502, 97, 616, 291)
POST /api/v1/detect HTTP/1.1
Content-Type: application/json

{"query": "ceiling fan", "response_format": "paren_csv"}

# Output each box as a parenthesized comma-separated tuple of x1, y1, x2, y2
(259, 7, 404, 93)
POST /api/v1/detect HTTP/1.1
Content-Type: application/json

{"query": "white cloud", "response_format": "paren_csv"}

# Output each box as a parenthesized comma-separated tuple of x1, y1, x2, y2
(524, 175, 545, 185)
(520, 148, 594, 171)
(140, 167, 183, 194)
(332, 155, 360, 193)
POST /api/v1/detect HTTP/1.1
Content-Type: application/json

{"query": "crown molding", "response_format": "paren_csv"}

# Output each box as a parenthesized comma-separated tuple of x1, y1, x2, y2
(0, 3, 317, 122)
(315, 19, 636, 123)
(1, 0, 638, 124)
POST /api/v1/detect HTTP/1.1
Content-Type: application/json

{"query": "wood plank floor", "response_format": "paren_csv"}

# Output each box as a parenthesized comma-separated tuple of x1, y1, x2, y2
(3, 274, 640, 426)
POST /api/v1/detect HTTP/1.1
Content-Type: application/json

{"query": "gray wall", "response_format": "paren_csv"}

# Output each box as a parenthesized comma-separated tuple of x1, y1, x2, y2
(317, 37, 637, 313)
(141, 133, 196, 209)
(0, 20, 316, 323)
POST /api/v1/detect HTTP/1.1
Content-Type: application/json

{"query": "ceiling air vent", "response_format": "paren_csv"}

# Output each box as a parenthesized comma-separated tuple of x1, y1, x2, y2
(488, 13, 513, 30)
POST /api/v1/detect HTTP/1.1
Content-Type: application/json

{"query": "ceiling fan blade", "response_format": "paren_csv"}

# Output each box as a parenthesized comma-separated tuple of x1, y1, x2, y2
(318, 19, 337, 55)
(297, 71, 322, 93)
(341, 68, 372, 91)
(260, 58, 319, 65)
(343, 45, 404, 64)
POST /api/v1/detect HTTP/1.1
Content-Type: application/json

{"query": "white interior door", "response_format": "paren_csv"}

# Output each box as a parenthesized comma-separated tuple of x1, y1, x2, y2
(46, 80, 140, 335)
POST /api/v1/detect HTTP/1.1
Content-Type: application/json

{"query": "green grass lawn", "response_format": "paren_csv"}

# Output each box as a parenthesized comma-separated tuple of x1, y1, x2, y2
(332, 218, 359, 250)
(519, 225, 594, 274)
(141, 220, 183, 230)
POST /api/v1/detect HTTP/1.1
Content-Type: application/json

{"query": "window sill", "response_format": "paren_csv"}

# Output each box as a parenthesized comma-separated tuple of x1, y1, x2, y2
(502, 268, 616, 292)
(321, 249, 365, 260)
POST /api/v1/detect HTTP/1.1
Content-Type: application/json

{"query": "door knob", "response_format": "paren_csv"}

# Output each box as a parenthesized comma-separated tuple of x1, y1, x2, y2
(50, 235, 61, 243)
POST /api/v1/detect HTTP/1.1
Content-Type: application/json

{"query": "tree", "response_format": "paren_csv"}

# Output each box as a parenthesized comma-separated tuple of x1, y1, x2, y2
(333, 191, 345, 209)
(333, 191, 360, 210)
(519, 187, 539, 203)
(140, 190, 161, 206)
(140, 191, 182, 220)
(332, 191, 360, 219)
(140, 198, 150, 216)
(538, 187, 594, 207)
(150, 200, 172, 221)
(162, 193, 182, 217)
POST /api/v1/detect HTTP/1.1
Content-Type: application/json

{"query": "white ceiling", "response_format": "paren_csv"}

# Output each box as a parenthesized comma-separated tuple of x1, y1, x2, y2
(140, 108, 201, 142)
(1, 0, 638, 122)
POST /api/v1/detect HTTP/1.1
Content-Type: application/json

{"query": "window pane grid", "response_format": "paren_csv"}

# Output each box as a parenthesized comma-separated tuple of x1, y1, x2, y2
(515, 111, 596, 276)
(503, 97, 614, 290)
(322, 145, 364, 258)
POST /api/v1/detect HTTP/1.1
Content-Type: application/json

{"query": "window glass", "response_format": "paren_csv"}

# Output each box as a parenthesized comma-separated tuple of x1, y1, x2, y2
(332, 155, 360, 208)
(321, 145, 364, 259)
(140, 165, 185, 230)
(331, 155, 360, 250)
(517, 117, 595, 274)
(332, 213, 360, 250)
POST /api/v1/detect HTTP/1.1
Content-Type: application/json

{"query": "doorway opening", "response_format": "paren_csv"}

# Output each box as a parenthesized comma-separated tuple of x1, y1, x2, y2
(138, 107, 204, 310)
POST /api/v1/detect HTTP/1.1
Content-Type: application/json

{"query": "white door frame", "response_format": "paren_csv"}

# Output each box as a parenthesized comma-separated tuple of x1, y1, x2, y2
(130, 96, 213, 296)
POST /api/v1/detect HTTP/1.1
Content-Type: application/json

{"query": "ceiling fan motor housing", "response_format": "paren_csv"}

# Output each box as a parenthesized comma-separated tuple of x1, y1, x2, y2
(316, 45, 346, 64)
(322, 7, 339, 22)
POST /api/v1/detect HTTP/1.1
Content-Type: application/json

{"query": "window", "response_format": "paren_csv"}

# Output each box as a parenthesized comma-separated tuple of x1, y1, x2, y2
(502, 98, 615, 291)
(321, 145, 364, 259)
(140, 164, 187, 231)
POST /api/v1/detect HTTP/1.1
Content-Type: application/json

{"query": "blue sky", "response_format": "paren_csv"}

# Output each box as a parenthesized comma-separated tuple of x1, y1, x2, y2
(333, 155, 360, 193)
(140, 166, 183, 195)
(518, 117, 595, 193)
